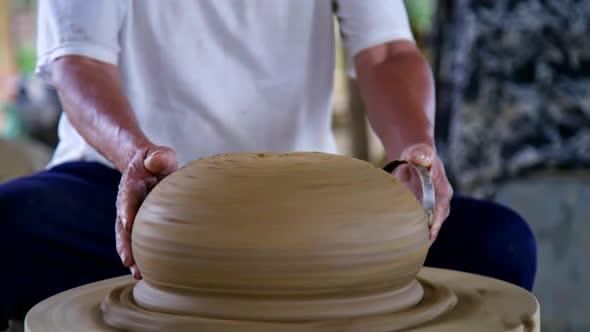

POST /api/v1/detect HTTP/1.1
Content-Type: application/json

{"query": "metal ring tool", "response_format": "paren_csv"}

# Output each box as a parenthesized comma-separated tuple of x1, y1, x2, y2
(383, 160, 435, 227)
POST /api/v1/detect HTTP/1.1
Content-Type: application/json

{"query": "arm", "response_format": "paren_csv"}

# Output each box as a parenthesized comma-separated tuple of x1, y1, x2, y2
(52, 55, 177, 278)
(52, 55, 151, 171)
(354, 40, 452, 241)
(354, 40, 434, 160)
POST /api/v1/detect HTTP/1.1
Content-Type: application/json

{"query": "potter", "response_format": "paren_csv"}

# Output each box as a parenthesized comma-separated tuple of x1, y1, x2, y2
(1, 1, 535, 330)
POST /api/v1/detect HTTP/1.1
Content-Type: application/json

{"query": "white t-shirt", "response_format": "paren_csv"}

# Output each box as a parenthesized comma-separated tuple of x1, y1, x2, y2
(36, 0, 414, 168)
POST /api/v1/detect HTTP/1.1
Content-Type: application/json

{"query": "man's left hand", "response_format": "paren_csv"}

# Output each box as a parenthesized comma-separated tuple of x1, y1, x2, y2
(391, 143, 453, 243)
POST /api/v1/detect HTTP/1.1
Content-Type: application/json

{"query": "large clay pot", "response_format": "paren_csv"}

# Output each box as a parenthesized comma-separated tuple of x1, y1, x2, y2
(131, 152, 430, 320)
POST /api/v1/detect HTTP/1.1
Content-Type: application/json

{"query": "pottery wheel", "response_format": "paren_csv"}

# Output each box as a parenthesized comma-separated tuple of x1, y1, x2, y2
(24, 268, 540, 332)
(24, 153, 540, 331)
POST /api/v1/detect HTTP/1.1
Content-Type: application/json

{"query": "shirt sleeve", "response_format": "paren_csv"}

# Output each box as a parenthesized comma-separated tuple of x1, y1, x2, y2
(35, 0, 127, 84)
(334, 0, 415, 75)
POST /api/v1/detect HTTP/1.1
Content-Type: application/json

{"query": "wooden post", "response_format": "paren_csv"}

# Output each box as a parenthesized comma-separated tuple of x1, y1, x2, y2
(0, 0, 18, 104)
(347, 78, 369, 161)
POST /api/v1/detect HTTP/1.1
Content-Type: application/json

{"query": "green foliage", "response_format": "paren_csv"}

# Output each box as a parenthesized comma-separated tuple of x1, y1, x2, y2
(17, 43, 36, 74)
(404, 0, 436, 32)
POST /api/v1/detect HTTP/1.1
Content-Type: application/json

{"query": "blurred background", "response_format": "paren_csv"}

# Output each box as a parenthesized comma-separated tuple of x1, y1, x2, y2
(0, 0, 588, 330)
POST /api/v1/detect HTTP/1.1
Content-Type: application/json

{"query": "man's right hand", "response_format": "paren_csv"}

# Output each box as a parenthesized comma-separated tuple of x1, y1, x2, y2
(115, 145, 178, 280)
(51, 56, 178, 280)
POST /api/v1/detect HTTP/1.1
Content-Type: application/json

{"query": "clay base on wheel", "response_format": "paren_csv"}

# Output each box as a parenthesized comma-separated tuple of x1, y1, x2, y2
(129, 278, 428, 321)
(24, 268, 540, 332)
(101, 278, 453, 332)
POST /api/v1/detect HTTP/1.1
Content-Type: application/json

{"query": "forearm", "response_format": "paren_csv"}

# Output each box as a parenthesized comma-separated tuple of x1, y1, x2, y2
(52, 55, 153, 172)
(355, 40, 435, 160)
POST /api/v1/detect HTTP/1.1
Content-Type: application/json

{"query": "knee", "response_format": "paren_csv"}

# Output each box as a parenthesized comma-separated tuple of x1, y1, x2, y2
(485, 201, 536, 264)
(467, 198, 537, 291)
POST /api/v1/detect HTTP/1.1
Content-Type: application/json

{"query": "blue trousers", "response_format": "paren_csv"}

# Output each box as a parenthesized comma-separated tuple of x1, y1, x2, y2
(0, 162, 537, 328)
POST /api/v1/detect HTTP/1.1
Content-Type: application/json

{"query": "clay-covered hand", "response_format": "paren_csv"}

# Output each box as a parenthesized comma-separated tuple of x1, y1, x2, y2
(392, 143, 453, 243)
(115, 146, 178, 279)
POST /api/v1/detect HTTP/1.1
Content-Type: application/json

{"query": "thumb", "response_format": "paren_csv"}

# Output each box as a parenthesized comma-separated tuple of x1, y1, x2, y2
(401, 143, 435, 168)
(144, 146, 178, 175)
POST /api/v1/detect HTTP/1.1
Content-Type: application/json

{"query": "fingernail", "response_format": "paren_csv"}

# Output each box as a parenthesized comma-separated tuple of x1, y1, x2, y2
(122, 217, 128, 229)
(414, 150, 427, 160)
(149, 150, 163, 158)
(120, 253, 127, 264)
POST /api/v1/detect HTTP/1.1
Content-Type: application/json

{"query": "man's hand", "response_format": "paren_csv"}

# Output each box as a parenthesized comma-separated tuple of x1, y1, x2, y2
(392, 143, 453, 243)
(353, 40, 450, 241)
(115, 146, 178, 280)
(51, 56, 177, 279)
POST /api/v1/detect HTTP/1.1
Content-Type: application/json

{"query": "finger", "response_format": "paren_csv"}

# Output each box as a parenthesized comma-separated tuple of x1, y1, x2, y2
(116, 176, 131, 231)
(118, 180, 147, 233)
(429, 167, 453, 241)
(392, 164, 412, 184)
(392, 164, 423, 200)
(116, 217, 135, 267)
(429, 201, 449, 241)
(429, 204, 444, 240)
(115, 219, 126, 263)
(115, 216, 124, 254)
(401, 143, 435, 168)
(130, 264, 143, 280)
(144, 147, 178, 175)
(429, 200, 447, 242)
